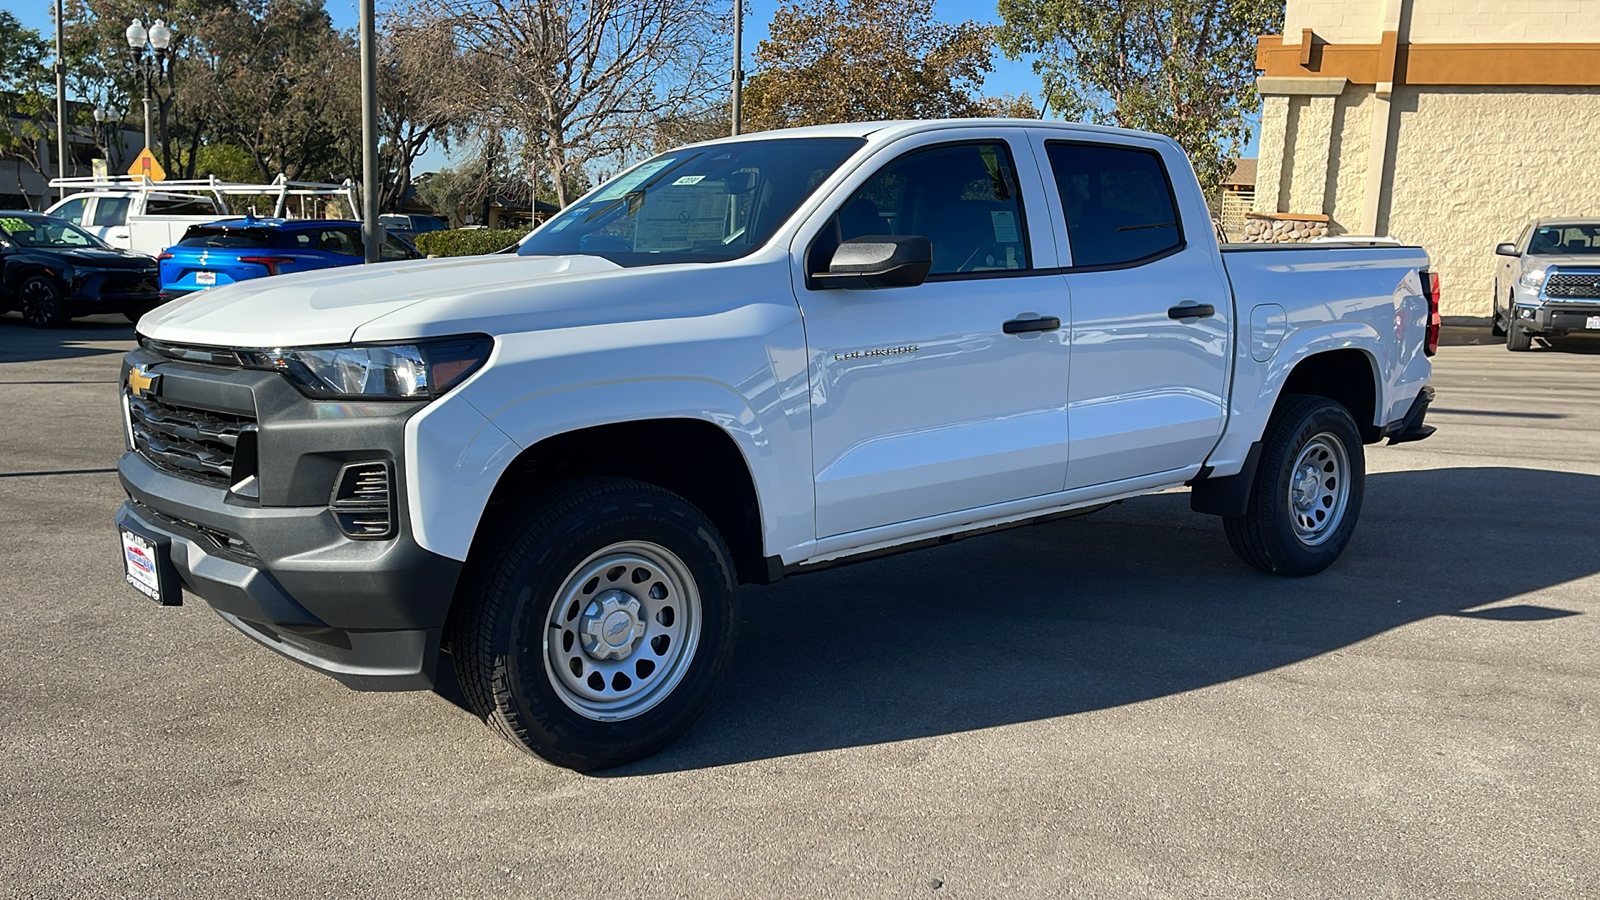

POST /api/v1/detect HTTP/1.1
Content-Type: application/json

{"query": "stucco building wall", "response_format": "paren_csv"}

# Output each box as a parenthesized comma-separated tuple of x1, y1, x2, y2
(1253, 0, 1600, 317)
(1385, 87, 1600, 315)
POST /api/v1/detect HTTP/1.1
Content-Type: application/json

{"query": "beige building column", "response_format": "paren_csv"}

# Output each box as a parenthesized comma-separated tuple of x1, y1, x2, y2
(1254, 77, 1349, 216)
(1253, 94, 1290, 214)
(1288, 94, 1337, 214)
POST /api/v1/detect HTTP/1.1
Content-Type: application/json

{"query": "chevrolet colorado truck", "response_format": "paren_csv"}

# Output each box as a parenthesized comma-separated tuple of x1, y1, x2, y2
(114, 120, 1438, 770)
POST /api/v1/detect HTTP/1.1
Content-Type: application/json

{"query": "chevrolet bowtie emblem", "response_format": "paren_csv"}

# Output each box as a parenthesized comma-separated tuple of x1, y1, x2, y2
(127, 365, 158, 398)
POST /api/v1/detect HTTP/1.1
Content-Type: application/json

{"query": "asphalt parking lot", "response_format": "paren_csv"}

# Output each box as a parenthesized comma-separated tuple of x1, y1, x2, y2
(1, 314, 1595, 898)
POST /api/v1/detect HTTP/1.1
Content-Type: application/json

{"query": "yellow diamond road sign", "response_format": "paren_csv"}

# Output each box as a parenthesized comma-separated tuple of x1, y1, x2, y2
(128, 148, 166, 182)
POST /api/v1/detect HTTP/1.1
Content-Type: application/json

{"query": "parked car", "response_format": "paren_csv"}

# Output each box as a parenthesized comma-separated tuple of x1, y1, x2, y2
(158, 218, 421, 300)
(115, 119, 1437, 771)
(44, 188, 223, 253)
(0, 211, 160, 327)
(1494, 218, 1600, 350)
(379, 213, 449, 241)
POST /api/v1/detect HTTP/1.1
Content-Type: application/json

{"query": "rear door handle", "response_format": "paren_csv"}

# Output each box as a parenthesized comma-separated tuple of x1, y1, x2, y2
(1003, 315, 1061, 334)
(1168, 303, 1215, 320)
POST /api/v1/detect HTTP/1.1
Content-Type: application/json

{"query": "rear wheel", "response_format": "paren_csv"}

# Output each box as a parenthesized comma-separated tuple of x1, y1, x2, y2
(1224, 395, 1365, 576)
(449, 477, 738, 770)
(18, 275, 69, 328)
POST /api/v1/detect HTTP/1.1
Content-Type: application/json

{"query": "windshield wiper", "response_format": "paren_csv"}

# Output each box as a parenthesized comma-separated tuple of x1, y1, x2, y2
(1116, 221, 1177, 232)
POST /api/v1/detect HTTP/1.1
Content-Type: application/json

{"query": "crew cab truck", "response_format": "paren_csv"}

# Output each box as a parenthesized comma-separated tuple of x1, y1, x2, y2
(114, 120, 1438, 770)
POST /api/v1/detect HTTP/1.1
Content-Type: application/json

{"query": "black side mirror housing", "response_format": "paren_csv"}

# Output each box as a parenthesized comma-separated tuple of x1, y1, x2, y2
(814, 235, 932, 289)
(1495, 242, 1520, 257)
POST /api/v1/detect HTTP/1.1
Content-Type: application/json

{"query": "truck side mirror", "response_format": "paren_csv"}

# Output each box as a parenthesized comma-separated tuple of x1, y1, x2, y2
(813, 235, 932, 290)
(1495, 242, 1519, 257)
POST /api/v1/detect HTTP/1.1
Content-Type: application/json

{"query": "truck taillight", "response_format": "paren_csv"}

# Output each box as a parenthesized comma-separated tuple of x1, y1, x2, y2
(157, 252, 174, 260)
(1423, 270, 1440, 357)
(239, 256, 294, 276)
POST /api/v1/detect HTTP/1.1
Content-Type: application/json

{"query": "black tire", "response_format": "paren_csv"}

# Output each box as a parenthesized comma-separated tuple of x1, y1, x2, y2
(18, 274, 69, 328)
(1506, 319, 1533, 351)
(1223, 395, 1365, 577)
(449, 477, 739, 771)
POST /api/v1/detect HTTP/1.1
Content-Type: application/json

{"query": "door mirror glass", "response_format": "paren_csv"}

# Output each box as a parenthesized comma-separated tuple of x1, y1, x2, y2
(1495, 242, 1519, 257)
(814, 235, 932, 289)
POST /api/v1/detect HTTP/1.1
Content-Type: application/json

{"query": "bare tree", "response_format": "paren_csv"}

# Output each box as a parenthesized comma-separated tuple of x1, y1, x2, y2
(412, 0, 730, 207)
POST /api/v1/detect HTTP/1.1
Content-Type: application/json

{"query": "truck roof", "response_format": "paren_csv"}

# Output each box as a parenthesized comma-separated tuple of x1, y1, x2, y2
(188, 217, 357, 231)
(680, 118, 1181, 150)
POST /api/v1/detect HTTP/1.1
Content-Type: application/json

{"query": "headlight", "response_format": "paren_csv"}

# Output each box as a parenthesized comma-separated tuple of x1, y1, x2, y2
(241, 334, 492, 399)
(1519, 268, 1548, 289)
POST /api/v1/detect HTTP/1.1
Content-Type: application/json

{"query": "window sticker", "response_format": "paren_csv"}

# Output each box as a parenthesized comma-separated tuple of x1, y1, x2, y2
(671, 175, 705, 186)
(0, 217, 27, 234)
(991, 210, 1019, 243)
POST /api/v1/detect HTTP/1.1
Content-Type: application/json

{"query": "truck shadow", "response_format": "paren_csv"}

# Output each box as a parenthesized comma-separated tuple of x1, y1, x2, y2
(0, 314, 134, 363)
(601, 466, 1594, 775)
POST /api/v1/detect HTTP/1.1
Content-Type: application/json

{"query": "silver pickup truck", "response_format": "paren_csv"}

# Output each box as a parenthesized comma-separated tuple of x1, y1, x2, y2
(1494, 219, 1600, 350)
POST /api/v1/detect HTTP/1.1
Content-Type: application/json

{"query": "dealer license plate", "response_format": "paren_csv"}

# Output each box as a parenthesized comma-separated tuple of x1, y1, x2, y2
(194, 270, 217, 286)
(121, 526, 178, 605)
(1587, 316, 1600, 330)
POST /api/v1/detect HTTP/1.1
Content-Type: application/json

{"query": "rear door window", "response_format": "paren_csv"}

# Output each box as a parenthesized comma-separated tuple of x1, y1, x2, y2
(1045, 142, 1183, 268)
(177, 227, 272, 249)
(149, 198, 220, 215)
(317, 228, 364, 256)
(92, 196, 132, 227)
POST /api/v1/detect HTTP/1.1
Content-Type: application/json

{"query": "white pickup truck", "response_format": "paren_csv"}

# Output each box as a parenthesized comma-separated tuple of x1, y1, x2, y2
(114, 120, 1438, 770)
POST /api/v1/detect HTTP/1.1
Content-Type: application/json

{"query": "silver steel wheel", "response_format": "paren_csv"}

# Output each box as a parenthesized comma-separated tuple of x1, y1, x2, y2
(1287, 432, 1350, 546)
(543, 540, 701, 722)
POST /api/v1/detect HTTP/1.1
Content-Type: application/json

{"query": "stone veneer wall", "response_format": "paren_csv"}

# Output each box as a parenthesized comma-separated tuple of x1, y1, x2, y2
(1238, 216, 1332, 242)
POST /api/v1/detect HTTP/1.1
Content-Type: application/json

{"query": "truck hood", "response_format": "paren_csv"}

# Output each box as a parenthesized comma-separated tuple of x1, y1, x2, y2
(139, 253, 622, 347)
(1525, 255, 1600, 269)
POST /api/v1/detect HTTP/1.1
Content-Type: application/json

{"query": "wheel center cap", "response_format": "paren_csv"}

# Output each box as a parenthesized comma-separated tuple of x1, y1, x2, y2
(580, 590, 645, 661)
(1293, 466, 1321, 508)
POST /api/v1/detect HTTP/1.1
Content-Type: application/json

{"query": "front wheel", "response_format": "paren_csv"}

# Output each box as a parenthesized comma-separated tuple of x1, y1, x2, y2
(1506, 318, 1533, 351)
(18, 275, 69, 328)
(1224, 395, 1365, 576)
(449, 477, 738, 770)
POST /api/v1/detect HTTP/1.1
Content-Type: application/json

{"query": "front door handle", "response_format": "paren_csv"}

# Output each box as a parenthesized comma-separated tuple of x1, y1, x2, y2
(1003, 315, 1061, 334)
(1168, 303, 1216, 320)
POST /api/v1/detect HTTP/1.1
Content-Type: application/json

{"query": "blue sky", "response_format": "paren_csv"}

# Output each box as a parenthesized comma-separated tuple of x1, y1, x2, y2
(18, 0, 1258, 174)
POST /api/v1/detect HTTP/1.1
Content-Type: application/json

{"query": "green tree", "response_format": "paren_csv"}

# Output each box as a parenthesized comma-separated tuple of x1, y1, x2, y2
(0, 11, 57, 206)
(997, 0, 1281, 194)
(742, 0, 1025, 131)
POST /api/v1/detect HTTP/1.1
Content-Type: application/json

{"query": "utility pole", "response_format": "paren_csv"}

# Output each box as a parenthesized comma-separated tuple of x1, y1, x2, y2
(358, 0, 380, 263)
(730, 1, 742, 136)
(54, 0, 67, 201)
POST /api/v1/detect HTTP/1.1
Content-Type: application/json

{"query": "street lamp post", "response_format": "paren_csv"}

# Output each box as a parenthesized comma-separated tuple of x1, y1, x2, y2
(93, 104, 124, 167)
(124, 18, 173, 154)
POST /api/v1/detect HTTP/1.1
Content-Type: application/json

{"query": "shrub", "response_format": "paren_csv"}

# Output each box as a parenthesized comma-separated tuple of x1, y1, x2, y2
(413, 228, 530, 257)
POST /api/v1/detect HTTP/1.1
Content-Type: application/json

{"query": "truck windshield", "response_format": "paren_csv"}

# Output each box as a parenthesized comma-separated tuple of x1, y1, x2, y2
(0, 215, 109, 249)
(517, 137, 865, 266)
(1528, 223, 1600, 255)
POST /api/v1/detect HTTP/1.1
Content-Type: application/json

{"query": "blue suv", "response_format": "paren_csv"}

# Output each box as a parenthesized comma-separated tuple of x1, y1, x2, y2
(159, 218, 421, 299)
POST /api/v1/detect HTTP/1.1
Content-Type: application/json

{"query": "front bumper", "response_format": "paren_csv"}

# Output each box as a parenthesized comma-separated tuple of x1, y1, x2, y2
(1513, 302, 1600, 336)
(113, 346, 463, 690)
(66, 269, 160, 313)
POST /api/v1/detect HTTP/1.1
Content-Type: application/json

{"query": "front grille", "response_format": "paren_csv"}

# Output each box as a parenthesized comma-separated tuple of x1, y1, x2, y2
(1545, 271, 1600, 299)
(139, 338, 244, 367)
(129, 393, 255, 488)
(102, 272, 158, 296)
